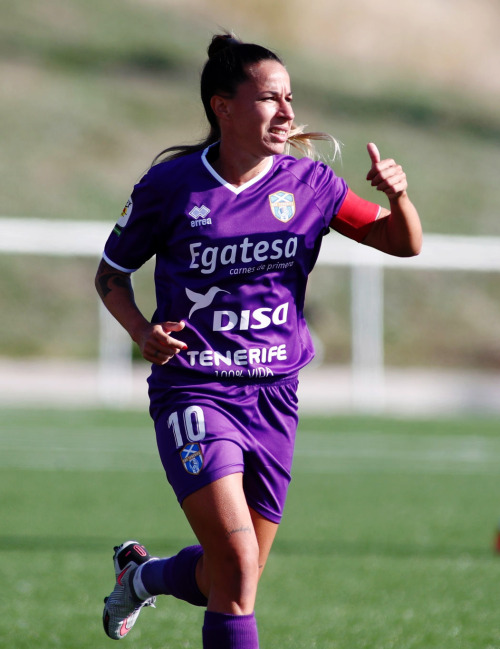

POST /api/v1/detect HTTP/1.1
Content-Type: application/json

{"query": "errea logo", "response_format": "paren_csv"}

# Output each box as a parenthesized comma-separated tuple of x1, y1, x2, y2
(189, 205, 212, 228)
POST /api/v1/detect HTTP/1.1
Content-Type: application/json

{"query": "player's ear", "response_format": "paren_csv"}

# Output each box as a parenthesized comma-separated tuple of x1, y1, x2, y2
(210, 95, 232, 122)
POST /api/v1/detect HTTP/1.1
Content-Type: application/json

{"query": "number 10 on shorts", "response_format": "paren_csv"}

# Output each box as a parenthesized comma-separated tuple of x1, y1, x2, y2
(168, 406, 206, 448)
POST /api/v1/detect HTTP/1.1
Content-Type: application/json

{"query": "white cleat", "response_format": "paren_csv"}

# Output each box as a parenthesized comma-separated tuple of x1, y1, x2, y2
(102, 541, 156, 640)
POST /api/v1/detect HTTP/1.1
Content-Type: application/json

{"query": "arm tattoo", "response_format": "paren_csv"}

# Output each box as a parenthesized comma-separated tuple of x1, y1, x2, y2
(96, 265, 133, 300)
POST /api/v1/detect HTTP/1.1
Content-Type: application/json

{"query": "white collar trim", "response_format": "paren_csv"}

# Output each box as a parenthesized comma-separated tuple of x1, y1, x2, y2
(201, 145, 273, 195)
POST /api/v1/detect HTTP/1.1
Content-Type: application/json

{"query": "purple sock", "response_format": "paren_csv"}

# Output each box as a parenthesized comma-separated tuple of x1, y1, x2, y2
(140, 545, 207, 606)
(202, 611, 259, 649)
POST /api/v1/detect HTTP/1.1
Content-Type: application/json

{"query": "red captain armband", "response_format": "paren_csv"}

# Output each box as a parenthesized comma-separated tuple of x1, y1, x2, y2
(332, 188, 382, 243)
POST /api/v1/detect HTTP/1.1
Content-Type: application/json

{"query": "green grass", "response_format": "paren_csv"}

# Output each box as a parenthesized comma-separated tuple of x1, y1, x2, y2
(1, 408, 499, 648)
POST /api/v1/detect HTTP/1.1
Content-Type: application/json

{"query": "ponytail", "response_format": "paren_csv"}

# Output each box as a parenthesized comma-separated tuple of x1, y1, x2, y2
(152, 32, 340, 166)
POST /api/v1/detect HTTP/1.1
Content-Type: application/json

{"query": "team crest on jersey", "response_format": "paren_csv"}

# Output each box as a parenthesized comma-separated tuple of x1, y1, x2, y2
(180, 443, 204, 475)
(114, 197, 133, 235)
(269, 191, 295, 223)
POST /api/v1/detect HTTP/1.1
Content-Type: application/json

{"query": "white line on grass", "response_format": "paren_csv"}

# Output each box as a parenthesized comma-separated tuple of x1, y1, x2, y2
(1, 429, 500, 475)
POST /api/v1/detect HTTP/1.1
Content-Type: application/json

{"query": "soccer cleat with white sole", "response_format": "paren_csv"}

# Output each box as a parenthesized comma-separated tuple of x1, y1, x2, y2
(103, 541, 157, 640)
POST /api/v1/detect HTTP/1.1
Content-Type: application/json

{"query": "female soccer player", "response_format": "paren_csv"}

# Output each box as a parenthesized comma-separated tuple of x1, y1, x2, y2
(96, 33, 422, 649)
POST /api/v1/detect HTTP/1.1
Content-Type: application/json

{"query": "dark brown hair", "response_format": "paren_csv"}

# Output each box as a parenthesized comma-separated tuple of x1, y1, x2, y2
(152, 33, 338, 165)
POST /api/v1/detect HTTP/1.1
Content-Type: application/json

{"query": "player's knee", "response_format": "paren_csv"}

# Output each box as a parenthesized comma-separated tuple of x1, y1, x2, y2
(227, 538, 259, 580)
(210, 539, 260, 603)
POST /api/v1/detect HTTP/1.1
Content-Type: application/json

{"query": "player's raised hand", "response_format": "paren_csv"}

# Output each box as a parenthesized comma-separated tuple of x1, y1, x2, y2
(366, 142, 408, 200)
(367, 142, 381, 166)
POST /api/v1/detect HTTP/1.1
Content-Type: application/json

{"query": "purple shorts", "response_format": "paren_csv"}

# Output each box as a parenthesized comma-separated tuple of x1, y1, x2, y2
(148, 376, 299, 524)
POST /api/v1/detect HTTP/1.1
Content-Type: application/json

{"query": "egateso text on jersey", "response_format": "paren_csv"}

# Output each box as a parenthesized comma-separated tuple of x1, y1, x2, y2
(189, 233, 298, 275)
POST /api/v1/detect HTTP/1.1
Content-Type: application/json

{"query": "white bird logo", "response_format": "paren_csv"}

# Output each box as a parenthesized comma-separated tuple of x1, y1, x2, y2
(185, 286, 229, 318)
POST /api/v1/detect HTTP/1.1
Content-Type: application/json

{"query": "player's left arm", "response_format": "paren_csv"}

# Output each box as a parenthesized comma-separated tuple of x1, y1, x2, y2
(360, 143, 422, 257)
(331, 143, 422, 257)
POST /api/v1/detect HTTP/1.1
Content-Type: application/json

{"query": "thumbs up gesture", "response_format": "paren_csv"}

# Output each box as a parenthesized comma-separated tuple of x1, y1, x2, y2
(366, 143, 408, 201)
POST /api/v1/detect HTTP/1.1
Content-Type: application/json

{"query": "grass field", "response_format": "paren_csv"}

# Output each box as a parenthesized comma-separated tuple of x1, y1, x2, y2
(1, 407, 499, 648)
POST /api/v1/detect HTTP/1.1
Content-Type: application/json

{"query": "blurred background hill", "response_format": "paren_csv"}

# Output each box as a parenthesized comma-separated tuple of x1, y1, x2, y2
(1, 0, 499, 373)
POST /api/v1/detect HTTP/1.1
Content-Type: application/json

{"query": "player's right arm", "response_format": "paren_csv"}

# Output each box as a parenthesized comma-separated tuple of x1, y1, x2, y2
(95, 258, 187, 365)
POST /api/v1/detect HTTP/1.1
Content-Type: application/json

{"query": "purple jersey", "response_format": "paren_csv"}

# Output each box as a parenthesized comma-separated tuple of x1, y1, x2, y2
(103, 145, 350, 385)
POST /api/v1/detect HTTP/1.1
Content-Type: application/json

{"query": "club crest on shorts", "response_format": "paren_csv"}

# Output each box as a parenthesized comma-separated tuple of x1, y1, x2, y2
(180, 443, 204, 475)
(269, 191, 295, 223)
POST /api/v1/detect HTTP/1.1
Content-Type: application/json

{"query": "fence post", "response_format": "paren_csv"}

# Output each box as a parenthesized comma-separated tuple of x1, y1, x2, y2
(351, 264, 385, 412)
(98, 303, 134, 406)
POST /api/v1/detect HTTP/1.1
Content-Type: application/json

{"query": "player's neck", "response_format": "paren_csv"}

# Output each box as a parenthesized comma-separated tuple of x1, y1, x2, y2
(211, 143, 272, 188)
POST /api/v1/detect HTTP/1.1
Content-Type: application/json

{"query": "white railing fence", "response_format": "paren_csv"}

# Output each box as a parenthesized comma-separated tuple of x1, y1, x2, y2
(1, 217, 500, 410)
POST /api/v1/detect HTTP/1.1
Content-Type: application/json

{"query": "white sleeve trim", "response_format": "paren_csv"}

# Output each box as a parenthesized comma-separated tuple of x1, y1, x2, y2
(102, 251, 138, 273)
